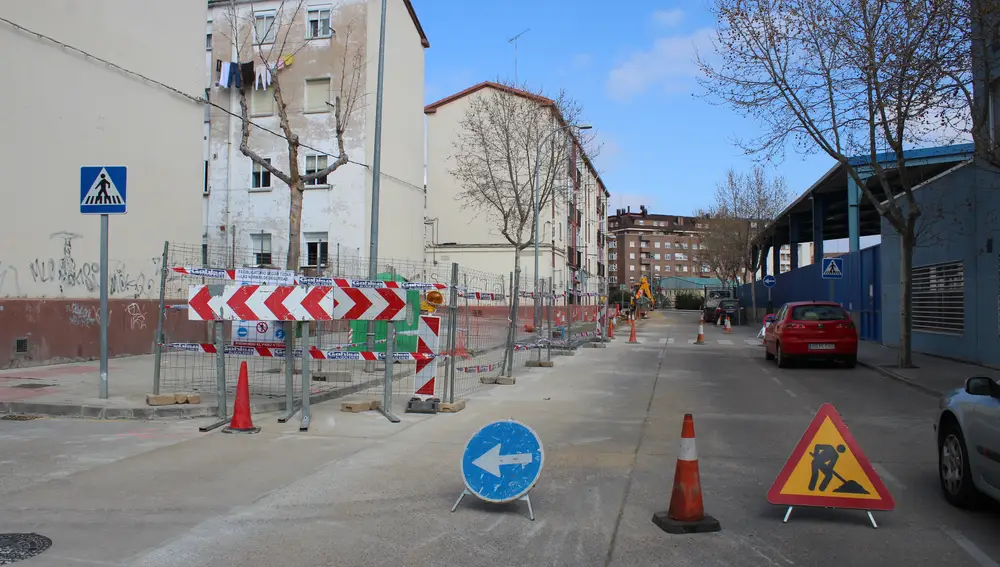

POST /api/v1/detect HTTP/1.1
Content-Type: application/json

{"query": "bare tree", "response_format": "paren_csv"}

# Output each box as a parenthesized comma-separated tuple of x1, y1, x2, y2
(945, 0, 1000, 166)
(698, 0, 967, 367)
(222, 0, 365, 271)
(450, 80, 596, 281)
(697, 167, 790, 319)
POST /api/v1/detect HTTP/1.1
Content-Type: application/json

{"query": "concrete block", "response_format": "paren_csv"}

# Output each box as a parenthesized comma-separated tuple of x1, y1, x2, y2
(312, 371, 352, 383)
(496, 377, 516, 386)
(146, 394, 177, 406)
(341, 401, 371, 413)
(103, 408, 133, 420)
(185, 393, 202, 404)
(368, 400, 382, 410)
(552, 350, 575, 357)
(81, 406, 105, 419)
(439, 400, 466, 413)
(584, 343, 607, 349)
(174, 393, 189, 403)
(480, 376, 498, 384)
(405, 398, 440, 414)
(526, 360, 554, 368)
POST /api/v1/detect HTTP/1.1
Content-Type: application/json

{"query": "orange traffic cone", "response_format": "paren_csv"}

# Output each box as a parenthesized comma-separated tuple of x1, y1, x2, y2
(223, 361, 260, 434)
(695, 320, 705, 345)
(652, 414, 720, 534)
(724, 316, 732, 334)
(608, 319, 615, 339)
(627, 317, 639, 344)
(455, 329, 470, 359)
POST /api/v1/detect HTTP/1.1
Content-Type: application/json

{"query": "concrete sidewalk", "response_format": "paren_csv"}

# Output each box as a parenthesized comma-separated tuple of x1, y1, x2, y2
(856, 341, 1000, 396)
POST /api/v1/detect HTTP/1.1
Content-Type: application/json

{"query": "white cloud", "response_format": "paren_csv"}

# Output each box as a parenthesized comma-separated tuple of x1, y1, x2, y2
(652, 8, 684, 28)
(591, 130, 623, 173)
(606, 27, 715, 101)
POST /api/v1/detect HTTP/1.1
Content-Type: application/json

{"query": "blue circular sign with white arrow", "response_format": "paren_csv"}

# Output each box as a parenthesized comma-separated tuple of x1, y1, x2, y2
(461, 420, 544, 503)
(763, 274, 777, 288)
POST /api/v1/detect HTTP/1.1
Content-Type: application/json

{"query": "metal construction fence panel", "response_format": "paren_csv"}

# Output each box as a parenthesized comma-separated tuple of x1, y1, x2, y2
(151, 241, 611, 424)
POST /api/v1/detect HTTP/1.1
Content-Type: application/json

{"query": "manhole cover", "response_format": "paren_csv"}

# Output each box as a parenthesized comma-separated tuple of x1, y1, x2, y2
(0, 533, 52, 564)
(0, 415, 43, 421)
(11, 384, 52, 389)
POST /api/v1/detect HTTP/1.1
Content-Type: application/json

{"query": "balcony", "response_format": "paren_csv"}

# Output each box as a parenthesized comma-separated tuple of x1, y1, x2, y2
(598, 262, 605, 277)
(640, 240, 650, 249)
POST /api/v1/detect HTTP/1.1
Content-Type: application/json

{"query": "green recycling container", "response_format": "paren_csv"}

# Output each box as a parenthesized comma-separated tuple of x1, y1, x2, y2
(348, 271, 421, 353)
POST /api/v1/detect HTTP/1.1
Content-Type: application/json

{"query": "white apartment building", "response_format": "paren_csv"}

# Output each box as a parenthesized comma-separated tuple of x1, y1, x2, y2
(204, 0, 428, 270)
(0, 1, 206, 366)
(424, 82, 609, 299)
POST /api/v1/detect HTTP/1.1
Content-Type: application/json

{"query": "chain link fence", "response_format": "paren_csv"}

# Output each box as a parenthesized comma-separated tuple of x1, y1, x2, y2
(151, 241, 604, 425)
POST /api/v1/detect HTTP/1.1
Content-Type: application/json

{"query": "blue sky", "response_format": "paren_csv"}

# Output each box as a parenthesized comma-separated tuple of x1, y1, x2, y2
(414, 0, 838, 217)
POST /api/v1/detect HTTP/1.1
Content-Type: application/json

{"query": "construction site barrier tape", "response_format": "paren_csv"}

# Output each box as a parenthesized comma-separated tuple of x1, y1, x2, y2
(163, 342, 441, 361)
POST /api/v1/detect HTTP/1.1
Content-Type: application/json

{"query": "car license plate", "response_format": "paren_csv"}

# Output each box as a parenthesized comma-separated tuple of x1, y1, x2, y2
(809, 344, 835, 350)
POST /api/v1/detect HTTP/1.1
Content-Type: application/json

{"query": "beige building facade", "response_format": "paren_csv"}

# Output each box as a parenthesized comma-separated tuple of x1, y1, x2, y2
(204, 0, 428, 270)
(424, 82, 609, 299)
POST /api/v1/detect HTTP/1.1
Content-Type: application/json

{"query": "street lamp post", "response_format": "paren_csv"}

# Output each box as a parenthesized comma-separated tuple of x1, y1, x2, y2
(533, 123, 591, 330)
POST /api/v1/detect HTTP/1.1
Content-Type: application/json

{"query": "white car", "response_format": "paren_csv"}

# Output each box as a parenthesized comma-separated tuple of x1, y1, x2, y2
(936, 376, 1000, 507)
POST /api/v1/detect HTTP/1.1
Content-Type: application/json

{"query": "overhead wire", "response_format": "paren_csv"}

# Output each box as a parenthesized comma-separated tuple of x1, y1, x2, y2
(0, 14, 425, 193)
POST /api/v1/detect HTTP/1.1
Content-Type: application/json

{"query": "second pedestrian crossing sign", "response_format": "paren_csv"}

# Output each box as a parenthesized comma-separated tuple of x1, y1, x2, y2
(767, 403, 894, 516)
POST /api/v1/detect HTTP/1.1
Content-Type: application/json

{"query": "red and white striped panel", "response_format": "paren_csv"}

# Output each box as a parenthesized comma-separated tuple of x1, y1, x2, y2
(414, 315, 441, 398)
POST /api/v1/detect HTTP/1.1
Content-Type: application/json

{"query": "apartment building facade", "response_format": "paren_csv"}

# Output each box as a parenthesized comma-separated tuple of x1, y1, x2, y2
(0, 0, 206, 366)
(203, 0, 428, 269)
(424, 82, 609, 300)
(607, 206, 715, 288)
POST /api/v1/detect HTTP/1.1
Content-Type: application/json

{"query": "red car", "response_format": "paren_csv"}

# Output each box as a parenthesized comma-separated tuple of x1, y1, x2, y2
(764, 301, 858, 368)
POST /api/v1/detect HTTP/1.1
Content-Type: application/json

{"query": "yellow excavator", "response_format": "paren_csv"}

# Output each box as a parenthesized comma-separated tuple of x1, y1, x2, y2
(630, 276, 655, 319)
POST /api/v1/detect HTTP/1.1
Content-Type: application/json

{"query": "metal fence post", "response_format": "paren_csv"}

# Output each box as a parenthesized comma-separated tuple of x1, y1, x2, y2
(546, 277, 553, 362)
(278, 321, 297, 423)
(507, 267, 521, 377)
(152, 241, 168, 395)
(379, 320, 401, 423)
(300, 321, 311, 431)
(197, 319, 231, 432)
(448, 263, 459, 404)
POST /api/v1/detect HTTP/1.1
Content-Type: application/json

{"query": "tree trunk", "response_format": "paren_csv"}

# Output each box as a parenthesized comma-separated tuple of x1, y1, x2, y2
(287, 183, 304, 271)
(898, 223, 916, 368)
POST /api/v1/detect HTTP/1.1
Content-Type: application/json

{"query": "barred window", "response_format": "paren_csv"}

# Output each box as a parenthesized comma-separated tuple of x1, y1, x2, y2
(912, 260, 964, 335)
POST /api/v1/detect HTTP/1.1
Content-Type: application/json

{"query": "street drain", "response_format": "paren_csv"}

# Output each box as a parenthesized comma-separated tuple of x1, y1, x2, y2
(11, 384, 52, 389)
(0, 533, 52, 564)
(0, 415, 43, 421)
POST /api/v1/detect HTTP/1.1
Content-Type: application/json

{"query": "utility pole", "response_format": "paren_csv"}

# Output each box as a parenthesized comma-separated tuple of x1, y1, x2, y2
(508, 28, 530, 83)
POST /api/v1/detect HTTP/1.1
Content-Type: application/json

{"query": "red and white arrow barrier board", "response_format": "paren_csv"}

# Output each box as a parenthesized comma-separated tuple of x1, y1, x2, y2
(332, 287, 407, 321)
(188, 285, 405, 321)
(413, 315, 441, 398)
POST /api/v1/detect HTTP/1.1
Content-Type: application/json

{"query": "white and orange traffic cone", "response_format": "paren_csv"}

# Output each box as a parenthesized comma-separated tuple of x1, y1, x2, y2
(627, 317, 639, 344)
(608, 318, 615, 340)
(695, 320, 705, 345)
(724, 316, 732, 334)
(715, 314, 721, 326)
(652, 414, 720, 534)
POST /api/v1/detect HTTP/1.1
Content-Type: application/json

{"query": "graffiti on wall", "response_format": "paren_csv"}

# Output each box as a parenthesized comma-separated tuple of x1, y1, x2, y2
(126, 302, 147, 330)
(66, 303, 101, 327)
(18, 231, 159, 299)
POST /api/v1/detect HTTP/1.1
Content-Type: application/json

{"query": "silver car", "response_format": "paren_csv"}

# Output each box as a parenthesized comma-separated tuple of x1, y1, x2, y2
(936, 376, 1000, 507)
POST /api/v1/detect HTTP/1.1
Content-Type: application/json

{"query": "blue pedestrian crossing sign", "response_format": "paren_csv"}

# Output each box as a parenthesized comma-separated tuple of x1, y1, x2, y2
(461, 420, 544, 503)
(80, 166, 127, 214)
(763, 274, 777, 288)
(822, 257, 844, 280)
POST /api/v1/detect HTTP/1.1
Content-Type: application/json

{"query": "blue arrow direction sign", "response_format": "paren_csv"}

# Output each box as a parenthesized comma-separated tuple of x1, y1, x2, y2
(762, 274, 776, 288)
(461, 420, 544, 503)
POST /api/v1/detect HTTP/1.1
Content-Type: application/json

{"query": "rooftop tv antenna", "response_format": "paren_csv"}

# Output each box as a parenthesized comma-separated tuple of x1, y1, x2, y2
(508, 28, 530, 84)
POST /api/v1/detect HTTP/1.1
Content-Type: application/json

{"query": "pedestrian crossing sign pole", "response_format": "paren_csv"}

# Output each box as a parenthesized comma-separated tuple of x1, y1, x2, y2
(80, 166, 128, 400)
(821, 258, 844, 302)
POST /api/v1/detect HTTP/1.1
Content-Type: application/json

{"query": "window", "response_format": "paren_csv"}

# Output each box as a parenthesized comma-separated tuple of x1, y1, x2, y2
(201, 234, 209, 266)
(204, 88, 211, 122)
(304, 232, 329, 267)
(790, 304, 848, 321)
(558, 223, 563, 241)
(305, 154, 329, 185)
(912, 260, 964, 335)
(206, 32, 213, 50)
(629, 265, 635, 272)
(654, 242, 660, 248)
(629, 253, 635, 260)
(653, 254, 660, 260)
(254, 12, 277, 44)
(664, 242, 671, 248)
(251, 87, 274, 116)
(306, 6, 333, 38)
(204, 160, 209, 194)
(663, 265, 671, 272)
(305, 78, 331, 112)
(251, 233, 273, 266)
(682, 265, 689, 272)
(629, 241, 636, 248)
(654, 265, 661, 272)
(252, 159, 272, 189)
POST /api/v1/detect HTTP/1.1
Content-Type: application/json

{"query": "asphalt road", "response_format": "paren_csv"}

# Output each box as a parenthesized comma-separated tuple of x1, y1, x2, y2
(1, 310, 998, 567)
